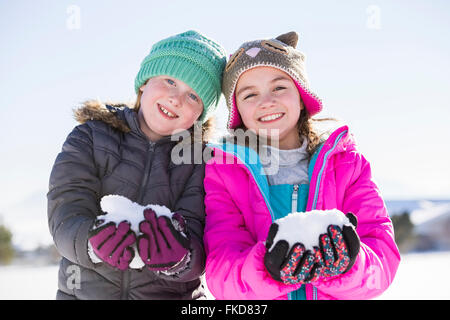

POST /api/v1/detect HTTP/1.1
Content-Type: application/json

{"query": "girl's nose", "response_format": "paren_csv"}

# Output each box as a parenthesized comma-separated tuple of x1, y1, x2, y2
(168, 92, 181, 107)
(259, 93, 276, 109)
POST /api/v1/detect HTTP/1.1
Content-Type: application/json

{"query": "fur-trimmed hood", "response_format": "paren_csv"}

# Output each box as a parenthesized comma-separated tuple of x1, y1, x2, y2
(73, 100, 135, 133)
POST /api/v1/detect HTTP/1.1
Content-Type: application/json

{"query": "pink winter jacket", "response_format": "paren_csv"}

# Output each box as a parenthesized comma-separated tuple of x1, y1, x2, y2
(203, 125, 400, 300)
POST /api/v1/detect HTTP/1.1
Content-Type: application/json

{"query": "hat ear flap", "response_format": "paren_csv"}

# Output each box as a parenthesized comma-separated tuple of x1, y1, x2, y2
(275, 31, 299, 48)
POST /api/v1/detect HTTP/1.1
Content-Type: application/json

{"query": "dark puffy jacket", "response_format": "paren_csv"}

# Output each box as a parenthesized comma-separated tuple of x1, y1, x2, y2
(47, 102, 208, 300)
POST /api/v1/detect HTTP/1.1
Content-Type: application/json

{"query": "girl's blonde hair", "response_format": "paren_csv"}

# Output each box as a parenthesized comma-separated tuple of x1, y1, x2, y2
(298, 109, 336, 156)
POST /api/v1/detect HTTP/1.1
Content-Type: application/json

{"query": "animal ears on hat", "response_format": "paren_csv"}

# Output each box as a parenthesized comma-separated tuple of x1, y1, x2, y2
(275, 31, 299, 48)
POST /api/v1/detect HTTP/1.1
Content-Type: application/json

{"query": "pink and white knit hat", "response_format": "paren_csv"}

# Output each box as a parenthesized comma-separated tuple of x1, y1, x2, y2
(222, 31, 323, 130)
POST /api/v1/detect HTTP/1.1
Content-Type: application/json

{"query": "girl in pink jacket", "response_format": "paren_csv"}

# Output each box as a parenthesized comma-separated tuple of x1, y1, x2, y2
(203, 32, 400, 300)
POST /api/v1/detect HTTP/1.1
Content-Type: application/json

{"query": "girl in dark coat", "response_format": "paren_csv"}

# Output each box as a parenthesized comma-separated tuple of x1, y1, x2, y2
(47, 30, 226, 300)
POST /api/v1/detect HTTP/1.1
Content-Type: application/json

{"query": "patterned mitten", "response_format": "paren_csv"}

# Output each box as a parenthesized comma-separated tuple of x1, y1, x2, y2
(314, 213, 360, 278)
(264, 223, 321, 284)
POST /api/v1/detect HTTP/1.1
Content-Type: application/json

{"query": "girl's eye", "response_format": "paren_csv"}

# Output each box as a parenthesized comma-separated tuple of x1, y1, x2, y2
(243, 93, 256, 100)
(166, 79, 176, 85)
(274, 86, 286, 91)
(189, 93, 199, 102)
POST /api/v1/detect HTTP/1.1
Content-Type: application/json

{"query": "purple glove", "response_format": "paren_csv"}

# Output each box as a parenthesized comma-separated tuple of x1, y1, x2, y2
(88, 220, 136, 271)
(137, 209, 190, 272)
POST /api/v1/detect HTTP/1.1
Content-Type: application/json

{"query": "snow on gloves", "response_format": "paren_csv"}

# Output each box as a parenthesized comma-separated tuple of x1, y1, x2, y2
(88, 195, 190, 272)
(264, 209, 360, 285)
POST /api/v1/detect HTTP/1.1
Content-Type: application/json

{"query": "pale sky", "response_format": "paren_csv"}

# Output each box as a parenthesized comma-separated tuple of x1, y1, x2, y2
(1, 0, 450, 213)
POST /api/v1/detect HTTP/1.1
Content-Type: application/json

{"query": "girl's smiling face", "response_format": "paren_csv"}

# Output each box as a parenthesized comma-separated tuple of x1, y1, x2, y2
(235, 66, 303, 149)
(138, 76, 204, 141)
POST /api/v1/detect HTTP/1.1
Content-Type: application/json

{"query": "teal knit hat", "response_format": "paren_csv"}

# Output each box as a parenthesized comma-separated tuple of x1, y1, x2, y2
(135, 30, 227, 123)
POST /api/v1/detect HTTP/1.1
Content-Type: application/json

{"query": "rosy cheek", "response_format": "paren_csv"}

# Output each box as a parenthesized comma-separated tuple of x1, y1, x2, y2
(242, 110, 255, 124)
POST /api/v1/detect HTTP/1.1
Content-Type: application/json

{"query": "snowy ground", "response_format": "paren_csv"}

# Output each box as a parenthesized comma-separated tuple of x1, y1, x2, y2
(1, 251, 449, 300)
(374, 251, 450, 300)
(0, 264, 59, 300)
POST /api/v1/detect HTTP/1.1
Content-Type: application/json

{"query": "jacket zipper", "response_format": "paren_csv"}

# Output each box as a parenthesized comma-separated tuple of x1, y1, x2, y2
(121, 141, 155, 300)
(291, 184, 299, 213)
(136, 142, 156, 202)
(305, 129, 347, 301)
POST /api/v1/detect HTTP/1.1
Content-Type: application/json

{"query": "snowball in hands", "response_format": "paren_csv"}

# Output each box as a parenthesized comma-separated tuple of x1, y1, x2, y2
(268, 209, 352, 252)
(89, 195, 174, 269)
